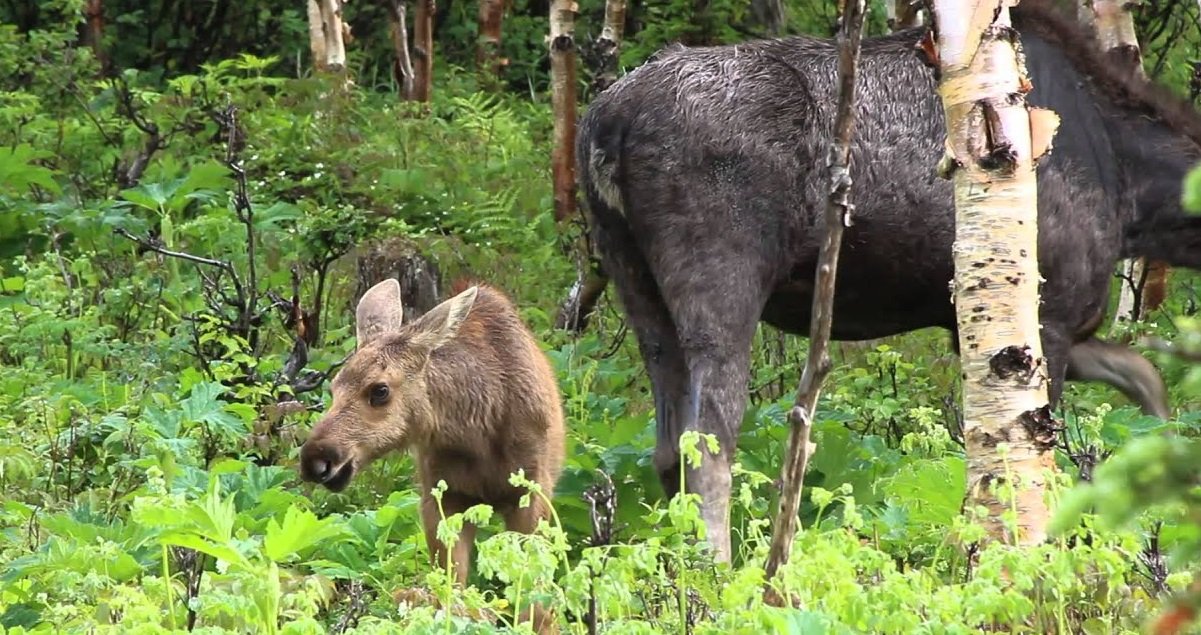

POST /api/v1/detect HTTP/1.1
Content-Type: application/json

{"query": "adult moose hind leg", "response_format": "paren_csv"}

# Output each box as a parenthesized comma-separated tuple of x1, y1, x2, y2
(586, 185, 764, 564)
(647, 251, 768, 565)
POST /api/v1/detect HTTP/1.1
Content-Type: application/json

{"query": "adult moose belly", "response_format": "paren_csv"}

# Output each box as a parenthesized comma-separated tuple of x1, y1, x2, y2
(761, 210, 957, 341)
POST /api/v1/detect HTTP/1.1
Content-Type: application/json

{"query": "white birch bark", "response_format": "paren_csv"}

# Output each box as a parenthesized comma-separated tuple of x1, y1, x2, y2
(929, 0, 1061, 545)
(307, 0, 328, 73)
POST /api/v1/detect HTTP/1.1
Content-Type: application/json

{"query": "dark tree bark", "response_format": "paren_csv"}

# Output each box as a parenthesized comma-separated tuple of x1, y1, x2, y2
(414, 0, 436, 101)
(354, 236, 442, 324)
(82, 0, 108, 73)
(477, 0, 506, 87)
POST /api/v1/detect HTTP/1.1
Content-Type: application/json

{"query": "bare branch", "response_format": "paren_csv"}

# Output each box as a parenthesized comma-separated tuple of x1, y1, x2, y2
(763, 0, 867, 602)
(113, 227, 233, 271)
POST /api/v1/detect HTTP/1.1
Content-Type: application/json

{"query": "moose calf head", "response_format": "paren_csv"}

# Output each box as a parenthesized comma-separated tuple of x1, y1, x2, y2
(299, 278, 478, 491)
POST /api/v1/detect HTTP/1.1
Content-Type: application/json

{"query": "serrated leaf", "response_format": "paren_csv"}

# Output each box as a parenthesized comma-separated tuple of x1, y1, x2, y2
(878, 457, 965, 528)
(0, 144, 61, 196)
(264, 504, 355, 563)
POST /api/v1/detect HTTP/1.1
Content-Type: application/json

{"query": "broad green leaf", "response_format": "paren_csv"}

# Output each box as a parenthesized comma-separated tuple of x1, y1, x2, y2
(159, 532, 250, 571)
(264, 504, 355, 563)
(878, 456, 966, 529)
(0, 144, 61, 196)
(1182, 163, 1201, 214)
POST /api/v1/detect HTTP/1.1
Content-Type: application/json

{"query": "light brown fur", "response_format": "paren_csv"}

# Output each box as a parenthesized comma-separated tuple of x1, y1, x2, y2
(298, 278, 565, 633)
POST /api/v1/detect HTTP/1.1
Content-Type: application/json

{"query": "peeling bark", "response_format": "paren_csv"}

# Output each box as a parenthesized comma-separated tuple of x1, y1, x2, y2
(387, 0, 417, 100)
(550, 0, 578, 222)
(928, 0, 1060, 546)
(414, 0, 435, 101)
(763, 0, 867, 603)
(477, 0, 506, 86)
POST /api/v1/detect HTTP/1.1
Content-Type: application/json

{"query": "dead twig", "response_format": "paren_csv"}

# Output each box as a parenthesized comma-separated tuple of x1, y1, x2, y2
(762, 0, 867, 605)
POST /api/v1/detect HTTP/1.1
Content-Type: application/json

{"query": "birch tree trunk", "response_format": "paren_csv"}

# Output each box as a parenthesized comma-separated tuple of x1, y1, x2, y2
(1084, 0, 1170, 326)
(927, 0, 1061, 545)
(477, 0, 506, 87)
(321, 0, 348, 72)
(551, 0, 622, 333)
(413, 0, 435, 101)
(387, 0, 417, 100)
(307, 0, 328, 73)
(307, 0, 349, 78)
(592, 0, 627, 95)
(549, 0, 578, 222)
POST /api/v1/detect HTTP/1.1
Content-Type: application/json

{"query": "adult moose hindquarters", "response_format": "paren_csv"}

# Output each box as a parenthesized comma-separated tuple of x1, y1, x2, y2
(298, 278, 566, 614)
(575, 1, 1201, 563)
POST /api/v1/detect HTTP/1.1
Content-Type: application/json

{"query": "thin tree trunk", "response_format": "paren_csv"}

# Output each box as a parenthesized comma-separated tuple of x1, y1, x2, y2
(887, 0, 923, 30)
(387, 0, 417, 99)
(413, 0, 435, 101)
(592, 0, 627, 95)
(307, 0, 327, 73)
(763, 0, 867, 604)
(749, 0, 784, 35)
(552, 0, 622, 333)
(83, 0, 108, 72)
(1091, 0, 1144, 77)
(319, 0, 347, 72)
(1085, 0, 1171, 325)
(477, 0, 506, 87)
(549, 0, 578, 223)
(927, 0, 1061, 545)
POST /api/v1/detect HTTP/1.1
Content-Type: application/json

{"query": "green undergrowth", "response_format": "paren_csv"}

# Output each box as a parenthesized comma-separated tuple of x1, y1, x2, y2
(3, 21, 1201, 634)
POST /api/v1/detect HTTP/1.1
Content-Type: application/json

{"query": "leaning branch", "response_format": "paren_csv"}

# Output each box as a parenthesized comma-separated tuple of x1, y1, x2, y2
(113, 227, 235, 272)
(763, 0, 867, 602)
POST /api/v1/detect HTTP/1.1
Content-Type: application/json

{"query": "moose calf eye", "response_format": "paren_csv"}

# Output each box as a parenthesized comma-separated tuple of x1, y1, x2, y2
(368, 383, 390, 407)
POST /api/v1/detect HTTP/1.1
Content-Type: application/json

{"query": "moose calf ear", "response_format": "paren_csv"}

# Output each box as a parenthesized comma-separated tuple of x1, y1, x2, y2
(355, 279, 405, 348)
(411, 286, 479, 352)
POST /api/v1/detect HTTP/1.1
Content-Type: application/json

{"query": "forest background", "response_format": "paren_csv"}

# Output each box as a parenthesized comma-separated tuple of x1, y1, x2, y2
(4, 0, 1201, 632)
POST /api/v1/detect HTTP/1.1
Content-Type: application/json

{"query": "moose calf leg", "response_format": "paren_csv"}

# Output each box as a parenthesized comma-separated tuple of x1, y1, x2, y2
(504, 489, 559, 634)
(420, 490, 478, 586)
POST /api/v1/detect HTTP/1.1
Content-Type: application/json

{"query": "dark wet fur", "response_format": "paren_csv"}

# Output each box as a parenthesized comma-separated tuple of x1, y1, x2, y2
(574, 0, 1201, 556)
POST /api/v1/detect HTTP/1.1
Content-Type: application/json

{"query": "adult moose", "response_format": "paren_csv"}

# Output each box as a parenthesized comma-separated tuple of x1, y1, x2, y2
(575, 0, 1201, 563)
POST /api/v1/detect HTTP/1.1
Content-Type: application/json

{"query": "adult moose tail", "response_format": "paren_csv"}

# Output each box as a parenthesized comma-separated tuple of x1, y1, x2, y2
(1123, 216, 1201, 269)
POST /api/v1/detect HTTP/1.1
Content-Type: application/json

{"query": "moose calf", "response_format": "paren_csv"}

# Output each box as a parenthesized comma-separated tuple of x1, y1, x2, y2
(298, 278, 566, 602)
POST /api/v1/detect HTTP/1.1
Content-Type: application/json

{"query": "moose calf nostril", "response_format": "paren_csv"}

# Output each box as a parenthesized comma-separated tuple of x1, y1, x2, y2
(299, 443, 347, 485)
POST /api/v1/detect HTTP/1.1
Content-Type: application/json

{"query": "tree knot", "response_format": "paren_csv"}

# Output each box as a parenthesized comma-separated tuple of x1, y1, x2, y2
(989, 344, 1038, 382)
(1018, 404, 1062, 450)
